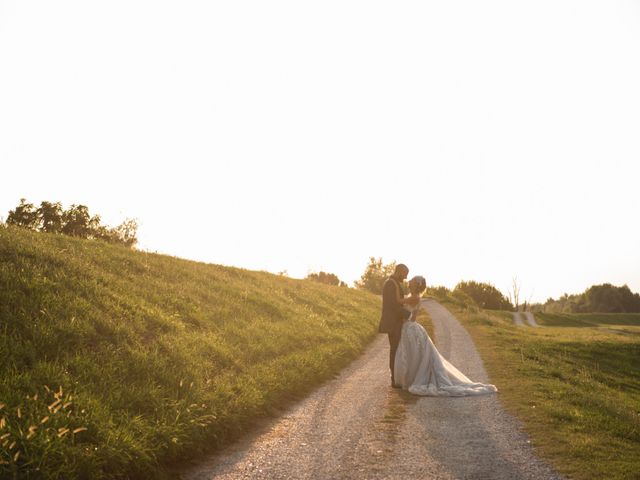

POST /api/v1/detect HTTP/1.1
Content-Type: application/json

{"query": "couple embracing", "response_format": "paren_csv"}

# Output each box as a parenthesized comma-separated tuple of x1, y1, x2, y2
(379, 264, 497, 396)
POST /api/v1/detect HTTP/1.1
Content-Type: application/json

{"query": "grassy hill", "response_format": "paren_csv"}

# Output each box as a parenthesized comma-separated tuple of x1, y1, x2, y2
(451, 307, 640, 480)
(0, 226, 380, 479)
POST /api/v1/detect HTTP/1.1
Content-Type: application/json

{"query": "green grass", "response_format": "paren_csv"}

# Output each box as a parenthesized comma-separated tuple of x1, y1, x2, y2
(0, 226, 380, 479)
(453, 307, 640, 480)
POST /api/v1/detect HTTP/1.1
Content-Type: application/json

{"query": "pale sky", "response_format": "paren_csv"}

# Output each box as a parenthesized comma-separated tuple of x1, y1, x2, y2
(1, 1, 639, 303)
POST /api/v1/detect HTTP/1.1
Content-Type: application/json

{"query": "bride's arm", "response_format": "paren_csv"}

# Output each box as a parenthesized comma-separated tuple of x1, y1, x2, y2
(408, 295, 420, 321)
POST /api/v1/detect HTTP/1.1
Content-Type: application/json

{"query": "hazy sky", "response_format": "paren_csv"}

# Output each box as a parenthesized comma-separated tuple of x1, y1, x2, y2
(1, 1, 639, 302)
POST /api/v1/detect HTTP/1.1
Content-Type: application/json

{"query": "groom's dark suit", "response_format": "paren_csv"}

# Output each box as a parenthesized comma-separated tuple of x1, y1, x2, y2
(378, 277, 411, 384)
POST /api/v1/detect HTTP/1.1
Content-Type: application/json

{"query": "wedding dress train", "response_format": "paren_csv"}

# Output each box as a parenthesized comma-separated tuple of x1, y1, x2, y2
(394, 301, 497, 397)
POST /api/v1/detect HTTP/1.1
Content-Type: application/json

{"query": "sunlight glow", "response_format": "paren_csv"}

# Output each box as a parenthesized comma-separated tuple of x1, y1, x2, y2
(1, 0, 639, 302)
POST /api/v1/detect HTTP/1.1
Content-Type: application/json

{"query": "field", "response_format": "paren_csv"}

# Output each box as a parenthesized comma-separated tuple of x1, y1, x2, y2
(0, 227, 380, 479)
(450, 305, 640, 480)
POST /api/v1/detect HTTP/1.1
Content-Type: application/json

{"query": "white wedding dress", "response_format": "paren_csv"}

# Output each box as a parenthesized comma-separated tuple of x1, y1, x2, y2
(394, 301, 497, 397)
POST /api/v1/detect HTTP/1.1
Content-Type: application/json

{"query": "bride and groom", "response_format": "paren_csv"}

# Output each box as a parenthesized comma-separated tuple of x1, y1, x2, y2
(379, 264, 497, 396)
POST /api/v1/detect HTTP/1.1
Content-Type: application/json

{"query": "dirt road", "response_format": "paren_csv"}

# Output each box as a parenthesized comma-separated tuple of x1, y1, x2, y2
(181, 299, 561, 479)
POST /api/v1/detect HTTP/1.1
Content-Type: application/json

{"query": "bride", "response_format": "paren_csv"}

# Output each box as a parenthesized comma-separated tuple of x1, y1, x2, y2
(394, 276, 498, 397)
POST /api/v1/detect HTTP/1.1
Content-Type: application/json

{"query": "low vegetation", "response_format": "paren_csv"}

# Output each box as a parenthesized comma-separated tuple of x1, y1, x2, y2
(451, 307, 640, 480)
(0, 226, 379, 479)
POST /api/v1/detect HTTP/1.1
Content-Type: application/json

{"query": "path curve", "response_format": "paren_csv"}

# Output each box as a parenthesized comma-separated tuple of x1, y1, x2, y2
(524, 312, 539, 327)
(512, 312, 539, 327)
(181, 300, 561, 480)
(512, 312, 525, 326)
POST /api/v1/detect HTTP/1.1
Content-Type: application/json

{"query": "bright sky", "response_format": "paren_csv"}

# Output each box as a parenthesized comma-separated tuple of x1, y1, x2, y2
(1, 1, 639, 302)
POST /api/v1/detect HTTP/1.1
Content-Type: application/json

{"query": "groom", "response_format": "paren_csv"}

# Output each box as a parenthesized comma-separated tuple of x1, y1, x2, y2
(378, 264, 419, 387)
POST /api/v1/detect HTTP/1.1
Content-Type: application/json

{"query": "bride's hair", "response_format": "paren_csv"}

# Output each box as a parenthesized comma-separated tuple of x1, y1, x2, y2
(410, 275, 427, 293)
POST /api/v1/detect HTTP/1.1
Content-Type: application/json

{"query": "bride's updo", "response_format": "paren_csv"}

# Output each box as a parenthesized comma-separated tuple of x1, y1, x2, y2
(410, 275, 427, 294)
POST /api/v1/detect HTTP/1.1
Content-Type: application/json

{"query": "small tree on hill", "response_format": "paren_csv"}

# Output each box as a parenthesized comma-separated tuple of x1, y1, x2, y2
(93, 219, 139, 247)
(61, 204, 101, 238)
(508, 277, 521, 311)
(7, 199, 39, 230)
(38, 201, 64, 233)
(454, 280, 512, 310)
(354, 257, 397, 294)
(306, 271, 347, 287)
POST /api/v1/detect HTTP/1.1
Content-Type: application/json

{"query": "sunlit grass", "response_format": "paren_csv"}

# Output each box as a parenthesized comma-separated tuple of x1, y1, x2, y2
(0, 226, 380, 479)
(453, 306, 640, 480)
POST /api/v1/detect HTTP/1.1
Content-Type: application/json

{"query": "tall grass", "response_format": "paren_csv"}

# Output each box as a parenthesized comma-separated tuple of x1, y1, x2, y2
(452, 307, 640, 480)
(0, 226, 380, 479)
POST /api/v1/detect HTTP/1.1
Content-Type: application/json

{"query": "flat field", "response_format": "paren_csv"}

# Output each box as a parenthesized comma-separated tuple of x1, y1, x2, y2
(452, 306, 640, 480)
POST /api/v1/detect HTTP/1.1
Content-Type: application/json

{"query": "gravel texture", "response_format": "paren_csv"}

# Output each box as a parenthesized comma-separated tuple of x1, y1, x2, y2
(512, 312, 539, 327)
(523, 312, 539, 327)
(512, 312, 526, 326)
(180, 299, 562, 480)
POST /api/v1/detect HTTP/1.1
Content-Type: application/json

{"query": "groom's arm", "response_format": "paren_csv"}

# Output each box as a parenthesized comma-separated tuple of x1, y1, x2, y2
(383, 280, 412, 320)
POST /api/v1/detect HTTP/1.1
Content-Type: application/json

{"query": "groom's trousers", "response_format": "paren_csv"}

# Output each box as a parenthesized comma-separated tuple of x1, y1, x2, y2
(388, 324, 403, 383)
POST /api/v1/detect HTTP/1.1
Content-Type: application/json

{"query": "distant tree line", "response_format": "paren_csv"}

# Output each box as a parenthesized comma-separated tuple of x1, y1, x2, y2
(537, 284, 640, 313)
(3, 198, 138, 247)
(353, 257, 513, 310)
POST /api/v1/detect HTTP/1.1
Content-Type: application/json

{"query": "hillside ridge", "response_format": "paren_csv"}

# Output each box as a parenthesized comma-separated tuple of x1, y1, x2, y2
(0, 226, 380, 479)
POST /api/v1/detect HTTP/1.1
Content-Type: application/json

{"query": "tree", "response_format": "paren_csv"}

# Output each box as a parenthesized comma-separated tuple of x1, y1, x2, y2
(109, 218, 138, 247)
(454, 280, 512, 310)
(6, 198, 39, 230)
(37, 201, 63, 233)
(306, 271, 347, 287)
(508, 277, 521, 311)
(354, 257, 397, 294)
(93, 219, 139, 248)
(61, 204, 100, 238)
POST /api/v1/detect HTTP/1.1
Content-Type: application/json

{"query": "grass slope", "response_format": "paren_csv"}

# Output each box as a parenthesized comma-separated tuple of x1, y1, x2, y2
(451, 306, 640, 480)
(0, 227, 380, 479)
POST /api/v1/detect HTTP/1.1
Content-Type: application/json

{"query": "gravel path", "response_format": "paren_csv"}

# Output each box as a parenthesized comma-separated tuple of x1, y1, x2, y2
(181, 300, 562, 480)
(512, 312, 526, 326)
(524, 312, 539, 327)
(512, 312, 539, 327)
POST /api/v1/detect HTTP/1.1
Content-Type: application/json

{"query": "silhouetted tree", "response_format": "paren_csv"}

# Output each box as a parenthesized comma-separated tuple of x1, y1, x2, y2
(454, 280, 512, 310)
(306, 271, 347, 287)
(508, 277, 521, 311)
(6, 199, 39, 230)
(61, 204, 100, 238)
(93, 219, 139, 247)
(38, 201, 64, 233)
(354, 257, 397, 294)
